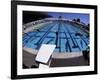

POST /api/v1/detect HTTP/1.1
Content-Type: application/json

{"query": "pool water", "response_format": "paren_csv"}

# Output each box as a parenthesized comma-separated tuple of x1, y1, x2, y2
(23, 21, 89, 53)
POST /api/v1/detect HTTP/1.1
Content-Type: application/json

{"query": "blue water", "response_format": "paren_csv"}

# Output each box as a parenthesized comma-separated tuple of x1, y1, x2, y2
(23, 21, 89, 53)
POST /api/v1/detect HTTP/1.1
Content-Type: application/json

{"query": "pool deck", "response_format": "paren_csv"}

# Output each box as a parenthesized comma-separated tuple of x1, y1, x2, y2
(23, 47, 89, 68)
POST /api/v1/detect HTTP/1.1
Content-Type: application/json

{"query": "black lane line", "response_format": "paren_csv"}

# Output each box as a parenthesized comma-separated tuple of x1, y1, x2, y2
(46, 38, 54, 44)
(58, 22, 61, 52)
(35, 23, 57, 49)
(54, 22, 61, 52)
(65, 41, 69, 52)
(63, 22, 78, 48)
(80, 39, 83, 48)
(80, 36, 88, 46)
(62, 24, 72, 52)
(55, 32, 58, 47)
(56, 21, 61, 52)
(63, 31, 72, 52)
(72, 38, 81, 51)
(55, 23, 59, 48)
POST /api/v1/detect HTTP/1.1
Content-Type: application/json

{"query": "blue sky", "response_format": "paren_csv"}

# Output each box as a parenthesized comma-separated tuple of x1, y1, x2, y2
(47, 12, 90, 25)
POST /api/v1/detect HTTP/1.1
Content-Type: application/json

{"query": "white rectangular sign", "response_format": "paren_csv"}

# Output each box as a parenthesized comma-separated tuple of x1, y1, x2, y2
(35, 44, 56, 64)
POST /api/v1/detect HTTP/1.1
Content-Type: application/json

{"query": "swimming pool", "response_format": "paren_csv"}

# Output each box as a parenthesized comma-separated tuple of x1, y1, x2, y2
(23, 20, 89, 53)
